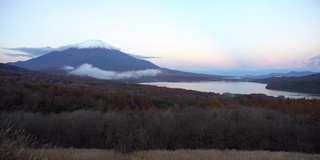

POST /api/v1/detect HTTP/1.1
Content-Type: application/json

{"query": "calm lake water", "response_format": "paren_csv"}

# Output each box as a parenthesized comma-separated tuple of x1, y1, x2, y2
(141, 81, 320, 99)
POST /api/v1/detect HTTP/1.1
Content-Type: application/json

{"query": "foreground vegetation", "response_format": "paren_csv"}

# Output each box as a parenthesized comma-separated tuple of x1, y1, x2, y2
(1, 107, 319, 154)
(22, 148, 320, 160)
(1, 121, 319, 160)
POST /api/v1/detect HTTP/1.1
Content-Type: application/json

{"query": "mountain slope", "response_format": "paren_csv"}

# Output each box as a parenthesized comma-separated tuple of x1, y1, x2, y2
(12, 48, 161, 71)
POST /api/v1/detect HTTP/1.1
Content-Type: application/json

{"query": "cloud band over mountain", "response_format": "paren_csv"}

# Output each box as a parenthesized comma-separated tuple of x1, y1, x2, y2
(63, 64, 162, 80)
(4, 47, 56, 58)
(5, 46, 160, 60)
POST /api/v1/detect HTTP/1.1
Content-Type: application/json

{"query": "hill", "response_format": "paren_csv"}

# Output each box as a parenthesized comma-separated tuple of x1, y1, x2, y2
(257, 73, 320, 94)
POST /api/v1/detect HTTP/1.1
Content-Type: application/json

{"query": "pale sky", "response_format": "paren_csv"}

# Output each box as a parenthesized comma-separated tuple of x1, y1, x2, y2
(1, 0, 320, 75)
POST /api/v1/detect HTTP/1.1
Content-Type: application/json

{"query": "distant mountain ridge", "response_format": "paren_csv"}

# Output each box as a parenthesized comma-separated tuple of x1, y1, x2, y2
(245, 71, 317, 79)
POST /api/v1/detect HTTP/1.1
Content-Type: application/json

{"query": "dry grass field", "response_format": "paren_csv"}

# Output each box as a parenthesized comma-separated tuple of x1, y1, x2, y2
(20, 148, 320, 160)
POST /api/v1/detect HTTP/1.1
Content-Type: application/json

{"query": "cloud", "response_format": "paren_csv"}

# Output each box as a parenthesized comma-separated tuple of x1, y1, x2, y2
(307, 55, 320, 69)
(4, 53, 31, 58)
(62, 65, 75, 71)
(4, 47, 56, 58)
(63, 64, 162, 80)
(126, 53, 161, 59)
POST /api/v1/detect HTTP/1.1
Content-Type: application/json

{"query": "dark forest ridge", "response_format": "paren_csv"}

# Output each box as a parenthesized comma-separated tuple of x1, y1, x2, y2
(256, 73, 320, 94)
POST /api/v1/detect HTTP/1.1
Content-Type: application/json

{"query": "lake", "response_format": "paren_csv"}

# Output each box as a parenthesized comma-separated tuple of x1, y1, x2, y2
(141, 81, 320, 99)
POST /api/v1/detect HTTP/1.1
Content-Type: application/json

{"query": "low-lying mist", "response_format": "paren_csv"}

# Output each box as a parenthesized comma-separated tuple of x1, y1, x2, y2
(62, 63, 161, 80)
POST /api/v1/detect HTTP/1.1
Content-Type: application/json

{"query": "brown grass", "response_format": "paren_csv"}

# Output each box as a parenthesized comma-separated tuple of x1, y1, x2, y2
(22, 148, 320, 160)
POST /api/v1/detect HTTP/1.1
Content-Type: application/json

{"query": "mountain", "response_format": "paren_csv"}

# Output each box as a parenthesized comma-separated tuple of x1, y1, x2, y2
(9, 40, 223, 82)
(6, 40, 157, 60)
(61, 39, 118, 50)
(244, 71, 317, 79)
(11, 40, 160, 71)
(257, 73, 320, 94)
(12, 48, 161, 71)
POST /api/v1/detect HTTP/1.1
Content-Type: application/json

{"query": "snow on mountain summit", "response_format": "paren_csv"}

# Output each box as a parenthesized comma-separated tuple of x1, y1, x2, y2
(66, 40, 118, 50)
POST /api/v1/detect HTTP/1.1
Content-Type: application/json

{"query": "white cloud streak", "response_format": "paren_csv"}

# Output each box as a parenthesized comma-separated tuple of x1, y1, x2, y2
(62, 65, 75, 71)
(63, 63, 162, 80)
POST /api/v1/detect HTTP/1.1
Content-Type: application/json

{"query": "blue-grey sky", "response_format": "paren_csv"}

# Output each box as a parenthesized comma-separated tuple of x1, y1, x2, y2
(1, 0, 320, 75)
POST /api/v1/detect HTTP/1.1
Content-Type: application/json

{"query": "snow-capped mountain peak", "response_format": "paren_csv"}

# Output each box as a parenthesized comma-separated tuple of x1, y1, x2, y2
(64, 40, 118, 50)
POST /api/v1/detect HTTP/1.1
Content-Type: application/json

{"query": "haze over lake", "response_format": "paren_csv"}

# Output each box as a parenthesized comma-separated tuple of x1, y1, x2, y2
(142, 81, 320, 99)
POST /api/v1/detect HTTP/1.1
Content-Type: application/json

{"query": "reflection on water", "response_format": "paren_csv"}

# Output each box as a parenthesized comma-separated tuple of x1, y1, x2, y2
(141, 81, 320, 99)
